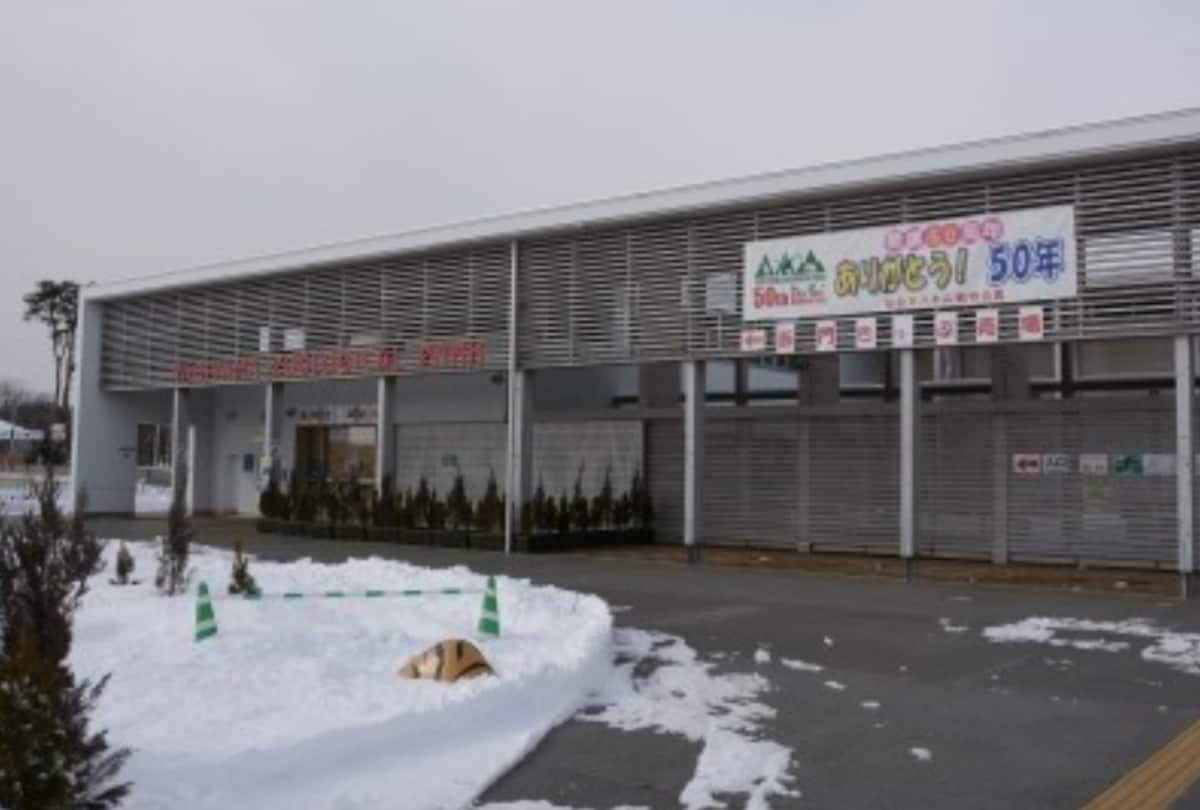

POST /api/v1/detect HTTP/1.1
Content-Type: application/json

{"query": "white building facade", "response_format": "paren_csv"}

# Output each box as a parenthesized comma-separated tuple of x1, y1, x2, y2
(73, 109, 1200, 581)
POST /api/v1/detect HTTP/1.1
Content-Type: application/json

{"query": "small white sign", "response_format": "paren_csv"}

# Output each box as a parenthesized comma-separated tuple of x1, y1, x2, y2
(283, 327, 306, 352)
(1013, 453, 1042, 475)
(1079, 453, 1109, 476)
(705, 272, 738, 314)
(974, 308, 999, 343)
(1042, 453, 1071, 474)
(1018, 306, 1045, 341)
(1143, 453, 1176, 476)
(740, 328, 768, 353)
(854, 317, 877, 350)
(934, 312, 958, 346)
(891, 314, 914, 348)
(258, 325, 271, 353)
(814, 320, 838, 352)
(774, 323, 797, 355)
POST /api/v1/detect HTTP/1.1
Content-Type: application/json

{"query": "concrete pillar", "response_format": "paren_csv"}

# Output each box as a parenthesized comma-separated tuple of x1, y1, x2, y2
(70, 300, 138, 515)
(505, 370, 534, 548)
(683, 360, 705, 561)
(264, 381, 285, 486)
(1176, 335, 1195, 591)
(171, 387, 191, 513)
(899, 350, 919, 566)
(734, 359, 750, 405)
(638, 362, 679, 409)
(798, 355, 839, 405)
(375, 376, 397, 492)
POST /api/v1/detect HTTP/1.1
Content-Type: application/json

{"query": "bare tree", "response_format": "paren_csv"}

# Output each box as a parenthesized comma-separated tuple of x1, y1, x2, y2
(22, 280, 79, 418)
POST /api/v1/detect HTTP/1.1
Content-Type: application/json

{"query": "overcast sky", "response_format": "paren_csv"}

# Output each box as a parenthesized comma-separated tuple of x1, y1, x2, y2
(2, 0, 1198, 394)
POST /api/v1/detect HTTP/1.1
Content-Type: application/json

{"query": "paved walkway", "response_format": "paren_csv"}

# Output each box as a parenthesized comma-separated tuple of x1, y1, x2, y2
(96, 518, 1200, 809)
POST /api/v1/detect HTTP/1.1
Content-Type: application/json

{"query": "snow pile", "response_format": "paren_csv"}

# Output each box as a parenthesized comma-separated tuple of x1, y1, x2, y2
(579, 629, 797, 810)
(982, 617, 1200, 673)
(780, 658, 824, 673)
(0, 480, 171, 515)
(70, 542, 612, 810)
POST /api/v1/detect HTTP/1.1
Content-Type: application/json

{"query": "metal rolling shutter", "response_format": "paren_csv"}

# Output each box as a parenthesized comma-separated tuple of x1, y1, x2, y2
(805, 407, 900, 554)
(1005, 400, 1176, 567)
(919, 405, 995, 560)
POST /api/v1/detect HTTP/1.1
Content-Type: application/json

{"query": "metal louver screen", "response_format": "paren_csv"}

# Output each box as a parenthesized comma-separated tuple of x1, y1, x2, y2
(516, 150, 1200, 367)
(101, 148, 1199, 391)
(100, 243, 512, 390)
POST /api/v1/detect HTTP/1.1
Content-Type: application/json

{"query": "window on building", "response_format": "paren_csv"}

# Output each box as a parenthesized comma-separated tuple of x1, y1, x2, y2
(137, 423, 172, 468)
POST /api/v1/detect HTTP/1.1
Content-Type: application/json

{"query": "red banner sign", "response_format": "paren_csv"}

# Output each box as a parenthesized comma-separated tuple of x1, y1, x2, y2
(173, 340, 487, 384)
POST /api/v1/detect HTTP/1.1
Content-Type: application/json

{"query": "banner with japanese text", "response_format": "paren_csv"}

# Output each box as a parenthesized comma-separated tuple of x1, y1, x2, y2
(742, 205, 1076, 320)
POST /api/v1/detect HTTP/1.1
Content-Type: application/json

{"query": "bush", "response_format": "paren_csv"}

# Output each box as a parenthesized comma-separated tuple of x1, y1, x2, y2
(258, 474, 283, 520)
(0, 469, 131, 809)
(155, 474, 192, 596)
(414, 477, 432, 529)
(555, 491, 571, 535)
(474, 468, 502, 532)
(427, 488, 446, 531)
(446, 473, 471, 531)
(227, 538, 260, 597)
(295, 481, 318, 522)
(376, 475, 396, 528)
(569, 466, 590, 532)
(591, 466, 615, 529)
(398, 488, 416, 530)
(113, 541, 135, 585)
(531, 477, 550, 533)
(629, 467, 654, 530)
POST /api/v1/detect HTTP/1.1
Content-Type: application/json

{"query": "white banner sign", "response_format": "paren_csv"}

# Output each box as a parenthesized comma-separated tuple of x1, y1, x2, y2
(743, 205, 1076, 320)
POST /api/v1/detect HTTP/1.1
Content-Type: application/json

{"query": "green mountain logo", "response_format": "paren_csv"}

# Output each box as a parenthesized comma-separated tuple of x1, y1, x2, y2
(756, 250, 825, 282)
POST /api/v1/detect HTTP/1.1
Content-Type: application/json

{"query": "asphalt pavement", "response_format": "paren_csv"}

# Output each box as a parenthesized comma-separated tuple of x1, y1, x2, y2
(95, 518, 1200, 809)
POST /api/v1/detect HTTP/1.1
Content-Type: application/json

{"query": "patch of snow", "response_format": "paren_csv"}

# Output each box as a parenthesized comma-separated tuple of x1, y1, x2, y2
(982, 617, 1200, 674)
(0, 480, 172, 516)
(823, 680, 847, 692)
(580, 628, 798, 810)
(780, 658, 824, 673)
(72, 542, 612, 810)
(860, 700, 880, 710)
(754, 647, 772, 664)
(823, 636, 835, 648)
(898, 665, 908, 673)
(938, 617, 968, 634)
(909, 747, 933, 762)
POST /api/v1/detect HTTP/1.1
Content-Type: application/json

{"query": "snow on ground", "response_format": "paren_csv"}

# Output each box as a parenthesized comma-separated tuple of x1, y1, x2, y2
(823, 680, 846, 692)
(982, 617, 1200, 673)
(909, 747, 933, 762)
(780, 658, 824, 673)
(938, 617, 968, 634)
(754, 646, 772, 664)
(71, 542, 612, 810)
(0, 480, 172, 515)
(578, 628, 797, 810)
(478, 803, 649, 810)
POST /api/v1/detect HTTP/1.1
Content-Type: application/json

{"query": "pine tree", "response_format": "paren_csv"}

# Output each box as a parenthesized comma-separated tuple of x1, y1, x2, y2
(155, 472, 192, 596)
(112, 541, 135, 585)
(570, 464, 590, 532)
(0, 469, 131, 809)
(227, 538, 260, 597)
(474, 468, 502, 532)
(446, 472, 471, 531)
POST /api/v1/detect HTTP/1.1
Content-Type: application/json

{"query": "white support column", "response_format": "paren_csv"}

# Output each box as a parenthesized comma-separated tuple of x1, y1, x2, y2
(684, 360, 705, 561)
(375, 376, 397, 493)
(899, 349, 919, 570)
(264, 382, 285, 486)
(1175, 335, 1195, 591)
(505, 371, 534, 551)
(171, 387, 190, 514)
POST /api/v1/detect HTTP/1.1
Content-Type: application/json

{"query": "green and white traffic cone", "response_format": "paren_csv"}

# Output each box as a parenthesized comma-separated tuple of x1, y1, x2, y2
(195, 581, 218, 642)
(477, 575, 500, 639)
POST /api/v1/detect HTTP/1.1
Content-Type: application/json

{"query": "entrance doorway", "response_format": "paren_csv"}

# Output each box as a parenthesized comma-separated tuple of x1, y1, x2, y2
(295, 425, 376, 483)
